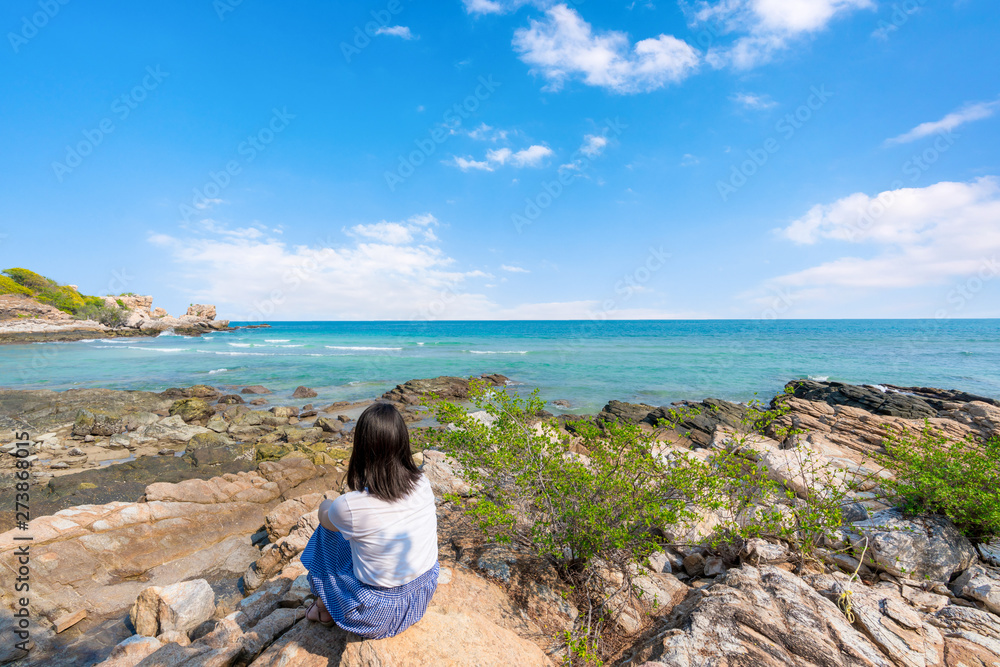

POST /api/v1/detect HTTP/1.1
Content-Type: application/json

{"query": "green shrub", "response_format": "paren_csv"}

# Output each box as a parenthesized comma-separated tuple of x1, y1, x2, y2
(432, 382, 705, 661)
(2, 267, 102, 316)
(2, 267, 50, 292)
(433, 382, 700, 568)
(75, 303, 128, 328)
(877, 423, 1000, 542)
(0, 275, 32, 296)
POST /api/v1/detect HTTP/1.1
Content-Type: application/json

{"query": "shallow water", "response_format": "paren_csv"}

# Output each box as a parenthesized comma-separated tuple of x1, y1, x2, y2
(1, 320, 997, 413)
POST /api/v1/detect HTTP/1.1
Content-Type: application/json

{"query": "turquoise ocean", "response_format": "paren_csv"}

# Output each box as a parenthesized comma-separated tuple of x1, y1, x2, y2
(1, 320, 998, 413)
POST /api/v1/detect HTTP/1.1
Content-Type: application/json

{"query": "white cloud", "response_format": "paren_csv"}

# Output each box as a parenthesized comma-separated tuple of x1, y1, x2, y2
(467, 123, 509, 141)
(348, 214, 438, 244)
(691, 0, 873, 69)
(375, 25, 415, 39)
(680, 153, 700, 166)
(770, 177, 1000, 292)
(501, 264, 530, 273)
(462, 0, 509, 14)
(451, 156, 494, 171)
(580, 134, 608, 158)
(450, 144, 553, 171)
(512, 4, 699, 93)
(885, 99, 1000, 145)
(731, 91, 776, 109)
(194, 198, 225, 210)
(149, 216, 682, 320)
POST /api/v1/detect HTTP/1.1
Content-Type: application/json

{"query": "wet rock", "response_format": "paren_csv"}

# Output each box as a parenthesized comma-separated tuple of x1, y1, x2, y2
(381, 374, 509, 405)
(787, 380, 938, 420)
(216, 394, 244, 405)
(241, 386, 272, 395)
(249, 398, 267, 406)
(161, 385, 219, 400)
(315, 417, 342, 433)
(291, 386, 317, 399)
(270, 406, 299, 419)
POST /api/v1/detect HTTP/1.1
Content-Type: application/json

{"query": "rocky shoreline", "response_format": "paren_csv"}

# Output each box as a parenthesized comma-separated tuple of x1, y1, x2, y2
(0, 292, 270, 345)
(0, 375, 998, 666)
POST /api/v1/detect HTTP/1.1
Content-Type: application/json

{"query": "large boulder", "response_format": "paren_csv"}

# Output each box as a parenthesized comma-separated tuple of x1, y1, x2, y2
(143, 415, 212, 444)
(787, 380, 945, 419)
(168, 397, 213, 424)
(186, 304, 217, 320)
(264, 494, 327, 542)
(381, 374, 508, 405)
(631, 565, 893, 666)
(72, 408, 129, 436)
(847, 509, 978, 582)
(129, 579, 215, 637)
(421, 450, 471, 497)
(292, 386, 318, 399)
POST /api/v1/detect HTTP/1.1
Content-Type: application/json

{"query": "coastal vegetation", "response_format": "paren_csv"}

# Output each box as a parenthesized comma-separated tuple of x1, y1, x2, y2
(878, 423, 1000, 542)
(434, 380, 1000, 664)
(1, 267, 105, 317)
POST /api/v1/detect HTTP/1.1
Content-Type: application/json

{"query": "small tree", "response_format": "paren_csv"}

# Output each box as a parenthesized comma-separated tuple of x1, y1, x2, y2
(877, 423, 1000, 543)
(432, 380, 704, 662)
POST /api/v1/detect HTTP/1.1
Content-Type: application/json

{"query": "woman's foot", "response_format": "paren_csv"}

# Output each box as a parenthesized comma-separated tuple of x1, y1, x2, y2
(306, 599, 334, 626)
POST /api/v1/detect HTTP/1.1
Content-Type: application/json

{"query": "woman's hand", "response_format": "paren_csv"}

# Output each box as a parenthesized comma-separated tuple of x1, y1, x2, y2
(318, 498, 339, 533)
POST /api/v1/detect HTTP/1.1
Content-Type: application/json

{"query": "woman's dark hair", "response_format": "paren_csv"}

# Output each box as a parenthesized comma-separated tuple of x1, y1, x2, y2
(347, 402, 421, 502)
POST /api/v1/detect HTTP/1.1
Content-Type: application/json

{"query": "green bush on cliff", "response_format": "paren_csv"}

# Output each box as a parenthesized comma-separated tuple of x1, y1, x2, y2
(2, 267, 106, 316)
(0, 275, 33, 297)
(878, 423, 1000, 542)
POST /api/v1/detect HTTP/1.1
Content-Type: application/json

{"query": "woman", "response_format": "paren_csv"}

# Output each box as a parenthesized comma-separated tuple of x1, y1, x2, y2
(300, 401, 439, 639)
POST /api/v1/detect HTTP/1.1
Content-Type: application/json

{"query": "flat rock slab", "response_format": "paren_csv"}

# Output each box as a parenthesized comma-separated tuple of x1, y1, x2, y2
(249, 606, 553, 666)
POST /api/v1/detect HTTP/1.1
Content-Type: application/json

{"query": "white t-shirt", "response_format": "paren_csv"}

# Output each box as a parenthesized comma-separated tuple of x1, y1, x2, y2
(327, 474, 438, 588)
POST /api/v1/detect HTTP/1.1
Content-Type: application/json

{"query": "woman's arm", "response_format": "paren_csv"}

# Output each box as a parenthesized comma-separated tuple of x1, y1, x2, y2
(318, 498, 339, 533)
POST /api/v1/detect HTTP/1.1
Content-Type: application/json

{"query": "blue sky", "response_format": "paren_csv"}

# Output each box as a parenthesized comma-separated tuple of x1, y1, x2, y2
(2, 0, 998, 320)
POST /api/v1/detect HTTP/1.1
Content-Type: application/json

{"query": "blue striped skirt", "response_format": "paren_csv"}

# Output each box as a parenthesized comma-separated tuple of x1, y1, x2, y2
(300, 525, 439, 639)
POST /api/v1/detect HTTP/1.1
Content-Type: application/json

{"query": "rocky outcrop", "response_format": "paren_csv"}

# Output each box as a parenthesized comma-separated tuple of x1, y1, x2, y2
(103, 295, 153, 314)
(186, 304, 217, 320)
(0, 293, 74, 321)
(848, 509, 978, 582)
(0, 459, 340, 665)
(381, 374, 509, 405)
(630, 565, 895, 666)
